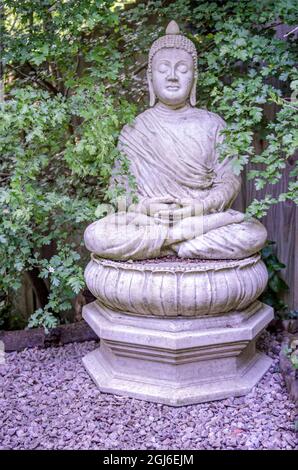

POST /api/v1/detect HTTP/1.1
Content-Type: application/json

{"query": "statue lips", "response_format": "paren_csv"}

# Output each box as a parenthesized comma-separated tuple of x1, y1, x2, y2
(166, 85, 180, 91)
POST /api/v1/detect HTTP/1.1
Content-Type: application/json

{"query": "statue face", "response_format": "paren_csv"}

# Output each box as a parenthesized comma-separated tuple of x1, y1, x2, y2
(151, 48, 194, 107)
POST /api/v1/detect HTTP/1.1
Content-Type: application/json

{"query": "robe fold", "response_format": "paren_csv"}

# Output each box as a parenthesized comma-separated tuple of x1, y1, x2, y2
(84, 104, 267, 260)
(116, 103, 241, 208)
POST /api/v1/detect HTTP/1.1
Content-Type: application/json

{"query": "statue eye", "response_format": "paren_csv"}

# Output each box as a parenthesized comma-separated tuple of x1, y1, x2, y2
(177, 64, 188, 73)
(158, 63, 168, 73)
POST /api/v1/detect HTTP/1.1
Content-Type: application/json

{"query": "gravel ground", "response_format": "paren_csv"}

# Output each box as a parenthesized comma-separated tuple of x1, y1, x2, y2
(0, 331, 297, 450)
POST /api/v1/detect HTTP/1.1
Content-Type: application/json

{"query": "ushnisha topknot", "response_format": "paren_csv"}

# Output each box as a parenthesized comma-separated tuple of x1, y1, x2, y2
(148, 20, 198, 75)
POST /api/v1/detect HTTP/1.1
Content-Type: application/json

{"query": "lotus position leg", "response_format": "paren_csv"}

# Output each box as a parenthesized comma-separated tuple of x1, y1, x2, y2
(84, 212, 168, 260)
(85, 209, 267, 261)
(173, 218, 267, 260)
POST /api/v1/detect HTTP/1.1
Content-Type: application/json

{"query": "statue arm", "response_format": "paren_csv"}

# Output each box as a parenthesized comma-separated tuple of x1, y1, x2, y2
(110, 158, 180, 214)
(202, 121, 241, 214)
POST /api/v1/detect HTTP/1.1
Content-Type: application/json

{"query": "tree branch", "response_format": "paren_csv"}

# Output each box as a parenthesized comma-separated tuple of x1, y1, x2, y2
(260, 22, 284, 32)
(26, 62, 60, 94)
(283, 26, 298, 37)
(132, 61, 147, 76)
(6, 63, 58, 94)
(27, 267, 49, 309)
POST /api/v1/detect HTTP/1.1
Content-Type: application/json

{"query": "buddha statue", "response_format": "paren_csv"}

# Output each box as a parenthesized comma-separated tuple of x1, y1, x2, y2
(82, 21, 273, 406)
(84, 20, 267, 261)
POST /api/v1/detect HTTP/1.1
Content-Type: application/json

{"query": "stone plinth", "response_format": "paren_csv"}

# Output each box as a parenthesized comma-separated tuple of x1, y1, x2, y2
(83, 300, 273, 406)
(85, 254, 268, 317)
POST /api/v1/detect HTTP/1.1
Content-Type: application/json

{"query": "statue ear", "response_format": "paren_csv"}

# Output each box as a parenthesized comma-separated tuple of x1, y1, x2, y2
(147, 71, 156, 107)
(190, 75, 197, 107)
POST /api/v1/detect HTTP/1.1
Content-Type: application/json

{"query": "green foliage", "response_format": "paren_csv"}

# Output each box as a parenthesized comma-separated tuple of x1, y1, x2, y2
(260, 241, 288, 312)
(284, 338, 298, 370)
(120, 0, 298, 214)
(278, 309, 298, 321)
(1, 0, 297, 328)
(289, 310, 298, 319)
(0, 86, 135, 330)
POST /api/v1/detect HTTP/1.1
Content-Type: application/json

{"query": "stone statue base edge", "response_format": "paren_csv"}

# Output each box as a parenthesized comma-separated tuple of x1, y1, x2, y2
(82, 301, 274, 406)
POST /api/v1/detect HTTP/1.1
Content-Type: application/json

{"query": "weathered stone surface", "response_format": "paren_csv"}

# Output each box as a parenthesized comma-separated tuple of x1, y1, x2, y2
(85, 254, 268, 317)
(82, 301, 273, 406)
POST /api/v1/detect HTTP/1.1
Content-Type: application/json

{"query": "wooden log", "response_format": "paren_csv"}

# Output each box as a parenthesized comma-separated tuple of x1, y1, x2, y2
(0, 321, 98, 352)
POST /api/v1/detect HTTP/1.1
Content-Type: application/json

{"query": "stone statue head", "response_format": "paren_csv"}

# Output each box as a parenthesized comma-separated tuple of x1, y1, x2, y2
(147, 21, 198, 108)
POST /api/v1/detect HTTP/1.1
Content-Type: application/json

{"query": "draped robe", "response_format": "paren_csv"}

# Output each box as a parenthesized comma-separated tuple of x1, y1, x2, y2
(84, 103, 267, 260)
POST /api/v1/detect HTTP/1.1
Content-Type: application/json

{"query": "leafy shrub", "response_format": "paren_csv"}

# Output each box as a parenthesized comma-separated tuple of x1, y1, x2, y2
(260, 241, 289, 312)
(284, 338, 298, 370)
(1, 0, 297, 328)
(0, 86, 135, 330)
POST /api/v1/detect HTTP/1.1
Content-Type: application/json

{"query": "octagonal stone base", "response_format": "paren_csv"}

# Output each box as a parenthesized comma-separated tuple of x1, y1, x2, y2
(82, 300, 273, 406)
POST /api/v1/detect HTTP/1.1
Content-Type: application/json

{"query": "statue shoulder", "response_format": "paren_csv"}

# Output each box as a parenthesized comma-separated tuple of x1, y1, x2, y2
(118, 109, 152, 148)
(195, 108, 226, 130)
(134, 108, 155, 123)
(120, 108, 152, 134)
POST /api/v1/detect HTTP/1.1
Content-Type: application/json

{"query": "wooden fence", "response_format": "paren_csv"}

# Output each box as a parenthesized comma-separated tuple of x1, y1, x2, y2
(233, 156, 297, 311)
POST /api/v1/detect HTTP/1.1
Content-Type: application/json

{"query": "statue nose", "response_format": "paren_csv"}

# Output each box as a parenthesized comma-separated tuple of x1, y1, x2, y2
(168, 67, 178, 81)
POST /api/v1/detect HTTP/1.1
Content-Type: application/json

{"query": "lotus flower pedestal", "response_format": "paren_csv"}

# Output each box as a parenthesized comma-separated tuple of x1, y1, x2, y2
(82, 254, 273, 406)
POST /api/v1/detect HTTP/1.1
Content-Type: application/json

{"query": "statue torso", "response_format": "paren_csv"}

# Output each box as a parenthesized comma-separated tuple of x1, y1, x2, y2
(118, 103, 226, 200)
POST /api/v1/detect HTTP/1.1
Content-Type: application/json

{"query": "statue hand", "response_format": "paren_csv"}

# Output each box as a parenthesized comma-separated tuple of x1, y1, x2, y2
(150, 196, 180, 204)
(154, 200, 203, 224)
(176, 199, 204, 214)
(130, 196, 180, 216)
